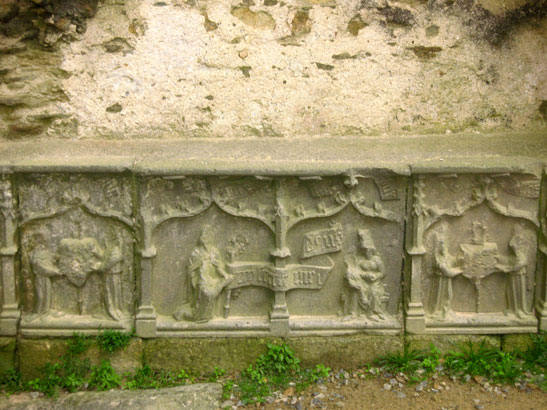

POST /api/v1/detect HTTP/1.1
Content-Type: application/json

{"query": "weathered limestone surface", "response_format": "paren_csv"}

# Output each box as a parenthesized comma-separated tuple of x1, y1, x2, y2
(287, 335, 404, 368)
(0, 134, 546, 340)
(144, 337, 283, 373)
(18, 174, 136, 337)
(405, 173, 540, 334)
(502, 333, 536, 352)
(18, 338, 143, 380)
(0, 337, 15, 374)
(0, 1, 546, 140)
(0, 384, 222, 410)
(406, 334, 501, 354)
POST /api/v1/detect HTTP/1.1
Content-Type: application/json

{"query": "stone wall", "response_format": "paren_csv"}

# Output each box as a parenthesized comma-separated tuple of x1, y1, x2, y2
(0, 0, 546, 140)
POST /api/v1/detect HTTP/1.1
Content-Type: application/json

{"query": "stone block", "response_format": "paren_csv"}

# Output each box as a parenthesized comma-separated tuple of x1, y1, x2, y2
(138, 175, 406, 338)
(18, 337, 143, 380)
(406, 334, 501, 354)
(18, 338, 68, 380)
(0, 383, 221, 410)
(502, 334, 536, 353)
(144, 337, 282, 374)
(0, 337, 16, 374)
(84, 338, 143, 375)
(18, 174, 135, 336)
(405, 173, 540, 334)
(287, 335, 404, 369)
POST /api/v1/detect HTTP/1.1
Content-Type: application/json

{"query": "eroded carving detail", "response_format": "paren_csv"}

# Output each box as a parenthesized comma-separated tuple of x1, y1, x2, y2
(0, 175, 20, 335)
(342, 229, 388, 321)
(30, 237, 126, 321)
(409, 173, 539, 333)
(19, 175, 134, 334)
(174, 226, 233, 323)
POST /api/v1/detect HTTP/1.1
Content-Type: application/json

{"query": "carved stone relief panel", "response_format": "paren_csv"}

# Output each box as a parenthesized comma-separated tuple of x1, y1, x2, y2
(406, 174, 540, 334)
(137, 174, 405, 337)
(138, 176, 276, 337)
(283, 176, 405, 335)
(19, 174, 135, 336)
(0, 175, 20, 335)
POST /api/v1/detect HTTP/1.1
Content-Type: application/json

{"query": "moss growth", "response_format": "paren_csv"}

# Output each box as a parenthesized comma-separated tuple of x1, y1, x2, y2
(347, 14, 366, 36)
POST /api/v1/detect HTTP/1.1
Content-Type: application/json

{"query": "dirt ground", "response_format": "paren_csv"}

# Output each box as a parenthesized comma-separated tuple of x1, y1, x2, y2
(260, 375, 547, 410)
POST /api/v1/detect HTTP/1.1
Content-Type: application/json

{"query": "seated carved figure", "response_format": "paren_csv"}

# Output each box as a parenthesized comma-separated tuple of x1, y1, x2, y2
(344, 229, 388, 321)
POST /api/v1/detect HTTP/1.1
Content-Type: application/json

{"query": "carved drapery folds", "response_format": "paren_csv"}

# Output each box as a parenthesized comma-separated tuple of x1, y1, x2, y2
(405, 174, 540, 334)
(19, 175, 135, 336)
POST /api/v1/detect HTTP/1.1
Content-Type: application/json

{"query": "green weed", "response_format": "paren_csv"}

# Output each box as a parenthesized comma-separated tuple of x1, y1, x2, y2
(0, 369, 24, 393)
(374, 344, 428, 379)
(207, 366, 226, 382)
(96, 329, 133, 353)
(231, 343, 330, 405)
(88, 360, 121, 391)
(124, 365, 191, 390)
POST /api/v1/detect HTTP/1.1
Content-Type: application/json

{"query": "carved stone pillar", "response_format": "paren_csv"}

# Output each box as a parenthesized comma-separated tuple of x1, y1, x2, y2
(0, 175, 20, 335)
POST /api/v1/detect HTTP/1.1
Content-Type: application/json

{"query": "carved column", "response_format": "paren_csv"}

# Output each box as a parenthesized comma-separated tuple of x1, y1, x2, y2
(136, 211, 157, 338)
(405, 176, 426, 333)
(0, 175, 20, 335)
(269, 179, 290, 335)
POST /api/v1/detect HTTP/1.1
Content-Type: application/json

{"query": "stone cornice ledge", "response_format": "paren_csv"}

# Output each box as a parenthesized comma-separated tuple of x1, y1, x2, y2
(1, 132, 546, 176)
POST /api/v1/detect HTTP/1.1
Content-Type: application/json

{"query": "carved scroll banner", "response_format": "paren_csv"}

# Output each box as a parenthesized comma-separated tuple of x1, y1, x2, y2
(405, 173, 540, 334)
(138, 175, 406, 337)
(226, 259, 334, 292)
(302, 223, 344, 258)
(19, 174, 135, 336)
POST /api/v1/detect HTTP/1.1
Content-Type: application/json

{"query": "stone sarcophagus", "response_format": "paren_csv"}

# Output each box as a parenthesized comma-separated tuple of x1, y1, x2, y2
(405, 173, 541, 334)
(0, 136, 545, 338)
(18, 174, 136, 336)
(137, 175, 406, 337)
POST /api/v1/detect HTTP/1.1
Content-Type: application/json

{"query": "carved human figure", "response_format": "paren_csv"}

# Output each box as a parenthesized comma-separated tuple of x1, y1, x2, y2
(344, 229, 387, 321)
(496, 227, 530, 318)
(431, 236, 463, 319)
(29, 237, 126, 320)
(102, 246, 125, 321)
(29, 244, 61, 317)
(180, 225, 233, 323)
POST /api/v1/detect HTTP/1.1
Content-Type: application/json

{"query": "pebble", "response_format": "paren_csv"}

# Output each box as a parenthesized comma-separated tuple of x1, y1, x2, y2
(311, 397, 326, 408)
(389, 378, 398, 386)
(30, 392, 40, 399)
(220, 400, 234, 408)
(395, 391, 407, 399)
(335, 402, 345, 408)
(318, 385, 328, 391)
(416, 381, 427, 392)
(383, 383, 392, 391)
